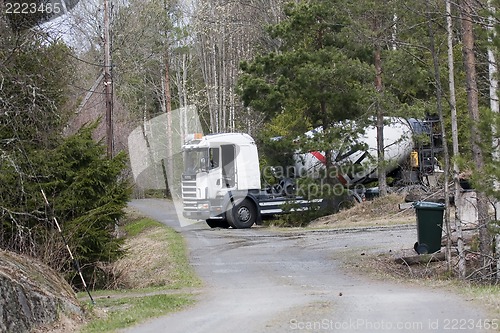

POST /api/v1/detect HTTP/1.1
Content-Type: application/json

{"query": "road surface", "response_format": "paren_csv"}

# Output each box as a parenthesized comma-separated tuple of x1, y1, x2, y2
(124, 199, 496, 333)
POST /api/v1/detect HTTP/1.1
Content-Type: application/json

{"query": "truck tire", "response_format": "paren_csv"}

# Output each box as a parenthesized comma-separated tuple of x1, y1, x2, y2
(227, 198, 256, 229)
(206, 219, 230, 229)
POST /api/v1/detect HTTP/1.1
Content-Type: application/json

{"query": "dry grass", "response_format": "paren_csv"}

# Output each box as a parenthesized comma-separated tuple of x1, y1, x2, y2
(76, 216, 201, 332)
(355, 250, 451, 281)
(351, 250, 500, 320)
(113, 227, 176, 289)
(110, 217, 200, 290)
(309, 193, 414, 229)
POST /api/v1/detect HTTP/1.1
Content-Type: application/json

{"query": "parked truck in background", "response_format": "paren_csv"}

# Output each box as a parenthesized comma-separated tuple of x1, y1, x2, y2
(181, 117, 443, 229)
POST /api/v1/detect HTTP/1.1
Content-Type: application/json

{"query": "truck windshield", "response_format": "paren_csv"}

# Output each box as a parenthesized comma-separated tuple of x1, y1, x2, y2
(184, 148, 209, 174)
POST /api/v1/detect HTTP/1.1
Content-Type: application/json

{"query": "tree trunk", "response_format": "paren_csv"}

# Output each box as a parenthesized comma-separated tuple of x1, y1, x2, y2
(162, 53, 173, 197)
(460, 0, 492, 259)
(374, 45, 387, 197)
(487, 0, 500, 282)
(426, 0, 452, 272)
(161, 0, 173, 196)
(182, 53, 189, 141)
(322, 101, 336, 213)
(447, 0, 466, 279)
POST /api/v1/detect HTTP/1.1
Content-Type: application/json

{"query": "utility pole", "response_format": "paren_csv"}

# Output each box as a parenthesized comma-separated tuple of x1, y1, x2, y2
(104, 0, 113, 158)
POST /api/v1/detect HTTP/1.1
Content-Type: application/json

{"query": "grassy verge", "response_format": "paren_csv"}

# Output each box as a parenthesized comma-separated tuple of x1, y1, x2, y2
(78, 215, 202, 332)
(80, 294, 195, 333)
(460, 284, 500, 321)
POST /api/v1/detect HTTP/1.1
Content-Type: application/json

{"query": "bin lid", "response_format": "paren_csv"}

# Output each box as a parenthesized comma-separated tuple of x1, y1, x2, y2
(412, 201, 445, 210)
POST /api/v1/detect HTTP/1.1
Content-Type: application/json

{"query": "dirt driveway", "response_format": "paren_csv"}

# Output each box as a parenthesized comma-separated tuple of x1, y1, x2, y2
(124, 199, 496, 333)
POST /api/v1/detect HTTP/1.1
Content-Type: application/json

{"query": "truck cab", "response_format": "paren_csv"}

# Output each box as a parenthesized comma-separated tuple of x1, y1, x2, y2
(182, 133, 262, 228)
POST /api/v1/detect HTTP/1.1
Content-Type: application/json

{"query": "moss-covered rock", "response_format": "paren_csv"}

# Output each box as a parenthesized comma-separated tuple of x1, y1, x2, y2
(0, 250, 82, 333)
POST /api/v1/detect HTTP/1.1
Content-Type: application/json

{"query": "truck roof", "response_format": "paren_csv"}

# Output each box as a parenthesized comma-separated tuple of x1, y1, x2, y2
(184, 132, 255, 148)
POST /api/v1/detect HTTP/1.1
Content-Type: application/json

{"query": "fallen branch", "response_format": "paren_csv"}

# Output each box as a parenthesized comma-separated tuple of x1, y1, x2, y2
(395, 252, 446, 265)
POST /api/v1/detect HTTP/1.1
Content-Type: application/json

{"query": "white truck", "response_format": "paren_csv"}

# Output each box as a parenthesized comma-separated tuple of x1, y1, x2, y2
(181, 117, 441, 228)
(182, 132, 311, 228)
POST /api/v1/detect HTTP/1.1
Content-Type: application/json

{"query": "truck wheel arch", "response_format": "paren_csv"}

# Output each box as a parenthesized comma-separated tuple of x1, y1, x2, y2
(223, 192, 261, 228)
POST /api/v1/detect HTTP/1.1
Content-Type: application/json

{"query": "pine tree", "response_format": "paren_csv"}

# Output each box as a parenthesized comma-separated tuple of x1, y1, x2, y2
(239, 0, 373, 208)
(0, 22, 130, 289)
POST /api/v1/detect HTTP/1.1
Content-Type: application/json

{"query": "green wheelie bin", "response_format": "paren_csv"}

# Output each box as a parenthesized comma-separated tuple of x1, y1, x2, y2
(413, 201, 445, 254)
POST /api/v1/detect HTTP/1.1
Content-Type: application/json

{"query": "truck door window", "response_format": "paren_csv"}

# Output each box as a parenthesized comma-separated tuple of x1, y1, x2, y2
(209, 148, 219, 169)
(221, 144, 236, 187)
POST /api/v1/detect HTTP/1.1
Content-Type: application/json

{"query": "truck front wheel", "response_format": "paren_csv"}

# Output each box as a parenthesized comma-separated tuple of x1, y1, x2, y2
(227, 199, 257, 229)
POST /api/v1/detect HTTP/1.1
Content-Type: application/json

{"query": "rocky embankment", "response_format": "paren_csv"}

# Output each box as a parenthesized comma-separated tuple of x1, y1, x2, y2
(0, 250, 82, 333)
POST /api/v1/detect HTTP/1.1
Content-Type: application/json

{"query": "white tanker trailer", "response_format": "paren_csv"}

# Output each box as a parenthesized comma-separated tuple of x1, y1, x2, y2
(294, 117, 417, 186)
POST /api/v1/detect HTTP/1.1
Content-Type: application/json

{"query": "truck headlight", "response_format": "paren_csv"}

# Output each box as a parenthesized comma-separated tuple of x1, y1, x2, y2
(197, 203, 209, 210)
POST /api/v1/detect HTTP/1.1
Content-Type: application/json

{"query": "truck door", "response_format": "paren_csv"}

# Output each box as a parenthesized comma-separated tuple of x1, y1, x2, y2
(221, 144, 236, 188)
(206, 147, 222, 199)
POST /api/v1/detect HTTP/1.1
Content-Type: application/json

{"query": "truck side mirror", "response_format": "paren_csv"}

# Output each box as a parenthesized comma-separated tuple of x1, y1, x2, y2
(200, 157, 208, 172)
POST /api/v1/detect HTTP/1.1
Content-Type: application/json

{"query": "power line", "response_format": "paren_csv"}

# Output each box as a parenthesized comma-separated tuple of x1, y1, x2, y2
(76, 72, 104, 114)
(66, 51, 105, 67)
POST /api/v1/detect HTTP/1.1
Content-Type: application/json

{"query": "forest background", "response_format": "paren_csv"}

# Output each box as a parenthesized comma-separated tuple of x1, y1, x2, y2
(1, 0, 500, 287)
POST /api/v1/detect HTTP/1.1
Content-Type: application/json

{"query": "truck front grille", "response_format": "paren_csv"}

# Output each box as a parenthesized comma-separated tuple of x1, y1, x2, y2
(182, 175, 198, 212)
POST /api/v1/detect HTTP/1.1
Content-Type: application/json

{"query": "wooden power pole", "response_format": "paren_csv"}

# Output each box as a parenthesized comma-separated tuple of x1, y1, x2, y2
(104, 0, 113, 158)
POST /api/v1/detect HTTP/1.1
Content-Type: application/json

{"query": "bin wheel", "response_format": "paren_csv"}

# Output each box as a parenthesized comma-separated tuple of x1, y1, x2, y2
(414, 242, 429, 255)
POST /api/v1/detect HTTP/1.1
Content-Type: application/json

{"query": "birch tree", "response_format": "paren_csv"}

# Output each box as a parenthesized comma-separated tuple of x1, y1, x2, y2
(239, 0, 373, 212)
(424, 0, 454, 271)
(446, 0, 466, 279)
(193, 0, 284, 134)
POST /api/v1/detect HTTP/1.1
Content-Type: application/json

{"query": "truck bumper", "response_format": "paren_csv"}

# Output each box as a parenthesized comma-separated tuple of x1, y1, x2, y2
(183, 210, 211, 220)
(182, 201, 225, 220)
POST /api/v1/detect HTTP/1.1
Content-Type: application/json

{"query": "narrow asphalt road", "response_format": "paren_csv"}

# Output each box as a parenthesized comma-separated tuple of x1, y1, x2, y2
(124, 199, 496, 333)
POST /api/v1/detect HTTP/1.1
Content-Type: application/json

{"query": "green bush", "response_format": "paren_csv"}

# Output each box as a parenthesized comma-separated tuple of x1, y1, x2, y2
(0, 125, 131, 290)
